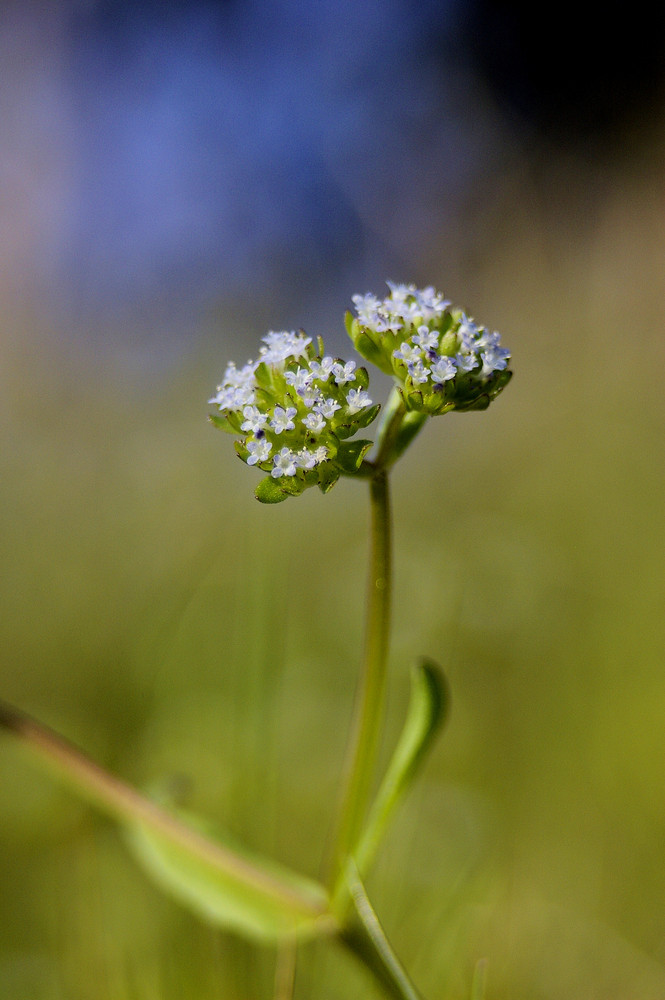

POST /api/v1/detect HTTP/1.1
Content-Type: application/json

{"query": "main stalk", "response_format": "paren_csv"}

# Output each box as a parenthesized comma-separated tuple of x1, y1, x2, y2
(329, 466, 392, 897)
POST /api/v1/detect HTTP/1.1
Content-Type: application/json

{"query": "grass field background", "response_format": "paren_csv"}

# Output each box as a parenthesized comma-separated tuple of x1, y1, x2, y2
(2, 150, 665, 999)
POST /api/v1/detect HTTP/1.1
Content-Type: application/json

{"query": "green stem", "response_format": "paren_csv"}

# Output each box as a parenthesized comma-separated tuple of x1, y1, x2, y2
(328, 466, 392, 899)
(374, 387, 408, 468)
(341, 861, 424, 1000)
(329, 386, 429, 903)
(373, 386, 428, 471)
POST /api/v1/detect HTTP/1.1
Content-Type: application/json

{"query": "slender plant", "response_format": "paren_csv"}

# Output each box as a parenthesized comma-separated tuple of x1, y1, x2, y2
(0, 283, 511, 999)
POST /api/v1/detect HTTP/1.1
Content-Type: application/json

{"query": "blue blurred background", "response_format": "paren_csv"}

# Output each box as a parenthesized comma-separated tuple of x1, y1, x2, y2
(2, 2, 665, 998)
(5, 0, 484, 354)
(5, 0, 662, 354)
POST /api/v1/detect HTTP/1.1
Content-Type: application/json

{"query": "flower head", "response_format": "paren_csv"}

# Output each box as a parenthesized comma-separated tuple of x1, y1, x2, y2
(209, 330, 380, 502)
(347, 282, 512, 414)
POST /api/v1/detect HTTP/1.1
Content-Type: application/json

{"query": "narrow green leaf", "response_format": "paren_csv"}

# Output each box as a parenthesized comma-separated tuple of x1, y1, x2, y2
(0, 702, 334, 943)
(353, 659, 448, 876)
(127, 803, 331, 942)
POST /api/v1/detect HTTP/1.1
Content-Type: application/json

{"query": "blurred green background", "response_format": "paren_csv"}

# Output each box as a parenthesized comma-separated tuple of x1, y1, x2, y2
(2, 3, 665, 998)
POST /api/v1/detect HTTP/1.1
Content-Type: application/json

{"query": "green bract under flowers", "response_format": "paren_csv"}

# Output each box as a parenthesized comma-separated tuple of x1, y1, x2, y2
(348, 281, 512, 414)
(209, 330, 380, 502)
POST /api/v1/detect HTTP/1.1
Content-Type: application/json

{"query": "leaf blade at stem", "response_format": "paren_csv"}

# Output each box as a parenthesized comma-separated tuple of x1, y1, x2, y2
(0, 701, 334, 943)
(353, 658, 448, 878)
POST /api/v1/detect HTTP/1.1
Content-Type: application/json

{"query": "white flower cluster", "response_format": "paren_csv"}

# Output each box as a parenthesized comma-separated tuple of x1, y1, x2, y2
(352, 282, 510, 387)
(353, 282, 450, 331)
(348, 282, 512, 415)
(209, 330, 376, 485)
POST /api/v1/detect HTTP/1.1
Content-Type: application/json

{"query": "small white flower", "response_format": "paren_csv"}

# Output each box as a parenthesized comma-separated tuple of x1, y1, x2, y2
(393, 342, 423, 366)
(209, 384, 255, 410)
(458, 315, 479, 353)
(221, 361, 257, 388)
(312, 445, 329, 463)
(240, 405, 268, 433)
(270, 406, 297, 433)
(332, 360, 356, 385)
(454, 352, 479, 372)
(209, 360, 258, 409)
(297, 449, 318, 469)
(314, 397, 341, 419)
(208, 386, 235, 408)
(480, 346, 511, 378)
(352, 293, 382, 327)
(407, 359, 431, 384)
(271, 447, 298, 478)
(236, 385, 257, 408)
(302, 411, 326, 433)
(260, 331, 311, 365)
(309, 356, 336, 380)
(416, 286, 450, 316)
(284, 366, 314, 392)
(352, 292, 404, 334)
(476, 329, 502, 351)
(386, 281, 416, 303)
(246, 438, 272, 466)
(412, 325, 439, 351)
(379, 314, 404, 333)
(430, 356, 457, 383)
(394, 299, 422, 324)
(300, 385, 321, 408)
(346, 388, 373, 414)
